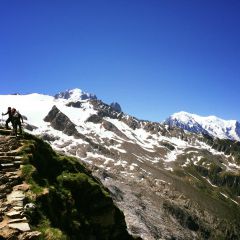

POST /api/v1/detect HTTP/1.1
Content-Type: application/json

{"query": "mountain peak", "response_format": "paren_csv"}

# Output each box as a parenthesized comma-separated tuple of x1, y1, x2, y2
(165, 111, 240, 141)
(54, 88, 97, 101)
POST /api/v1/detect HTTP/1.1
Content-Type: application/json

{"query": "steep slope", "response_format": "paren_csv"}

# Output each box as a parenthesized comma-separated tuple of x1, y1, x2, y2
(165, 111, 240, 141)
(0, 130, 41, 239)
(0, 129, 134, 240)
(0, 89, 240, 239)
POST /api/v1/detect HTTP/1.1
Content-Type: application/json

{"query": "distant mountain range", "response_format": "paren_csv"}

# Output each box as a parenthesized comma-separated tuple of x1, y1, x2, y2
(164, 111, 240, 141)
(0, 88, 240, 239)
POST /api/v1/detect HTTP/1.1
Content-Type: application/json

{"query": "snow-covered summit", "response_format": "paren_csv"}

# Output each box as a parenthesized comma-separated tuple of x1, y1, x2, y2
(54, 88, 97, 102)
(165, 111, 240, 141)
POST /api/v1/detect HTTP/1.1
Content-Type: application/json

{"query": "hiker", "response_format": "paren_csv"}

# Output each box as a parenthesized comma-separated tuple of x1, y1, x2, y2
(11, 108, 24, 136)
(2, 107, 13, 129)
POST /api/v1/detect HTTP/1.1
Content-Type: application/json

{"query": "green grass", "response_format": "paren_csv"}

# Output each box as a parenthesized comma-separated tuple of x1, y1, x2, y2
(18, 133, 133, 240)
(36, 219, 68, 240)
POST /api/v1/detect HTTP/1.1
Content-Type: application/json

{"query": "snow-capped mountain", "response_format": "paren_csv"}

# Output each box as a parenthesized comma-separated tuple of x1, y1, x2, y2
(0, 89, 240, 239)
(54, 88, 97, 101)
(165, 111, 240, 141)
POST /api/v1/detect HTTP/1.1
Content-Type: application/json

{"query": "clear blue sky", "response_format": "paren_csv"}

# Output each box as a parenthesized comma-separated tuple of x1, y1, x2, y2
(0, 0, 239, 121)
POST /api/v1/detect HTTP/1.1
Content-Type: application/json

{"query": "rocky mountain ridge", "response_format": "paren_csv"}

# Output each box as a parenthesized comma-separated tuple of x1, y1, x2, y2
(54, 88, 97, 101)
(165, 111, 240, 141)
(0, 89, 240, 239)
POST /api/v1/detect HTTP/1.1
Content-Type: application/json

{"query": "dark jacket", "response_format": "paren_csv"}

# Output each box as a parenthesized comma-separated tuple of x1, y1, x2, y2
(3, 109, 12, 118)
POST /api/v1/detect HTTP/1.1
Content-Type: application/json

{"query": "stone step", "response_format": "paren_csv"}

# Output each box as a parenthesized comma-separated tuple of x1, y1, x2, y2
(13, 206, 23, 211)
(0, 160, 13, 164)
(14, 161, 22, 166)
(0, 157, 23, 164)
(6, 210, 22, 219)
(8, 175, 20, 180)
(0, 160, 15, 166)
(8, 217, 27, 224)
(7, 191, 25, 204)
(0, 163, 16, 169)
(4, 171, 19, 177)
(0, 156, 15, 161)
(8, 222, 30, 232)
(0, 171, 19, 177)
(0, 167, 17, 172)
(11, 200, 24, 208)
(6, 180, 21, 189)
(5, 152, 18, 156)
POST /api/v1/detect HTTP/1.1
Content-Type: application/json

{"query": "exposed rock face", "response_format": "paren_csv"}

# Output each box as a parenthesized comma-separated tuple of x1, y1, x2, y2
(24, 124, 38, 132)
(89, 99, 143, 130)
(90, 99, 122, 119)
(44, 107, 114, 156)
(143, 121, 164, 134)
(102, 120, 128, 139)
(110, 102, 122, 112)
(55, 90, 70, 99)
(44, 105, 78, 136)
(86, 114, 102, 124)
(40, 133, 60, 142)
(54, 88, 97, 101)
(121, 116, 141, 130)
(66, 101, 82, 108)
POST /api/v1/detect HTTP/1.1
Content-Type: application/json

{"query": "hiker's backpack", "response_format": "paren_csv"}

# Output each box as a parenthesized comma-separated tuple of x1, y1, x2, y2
(12, 111, 21, 122)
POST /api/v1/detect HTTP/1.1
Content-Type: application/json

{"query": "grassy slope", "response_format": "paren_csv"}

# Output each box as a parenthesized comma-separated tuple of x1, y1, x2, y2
(19, 133, 135, 240)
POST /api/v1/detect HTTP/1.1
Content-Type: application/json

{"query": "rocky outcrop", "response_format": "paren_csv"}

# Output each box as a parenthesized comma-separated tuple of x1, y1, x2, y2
(66, 101, 82, 108)
(44, 106, 113, 156)
(102, 120, 128, 139)
(40, 133, 60, 142)
(54, 89, 97, 101)
(236, 121, 240, 139)
(44, 105, 78, 136)
(143, 121, 165, 134)
(90, 99, 122, 119)
(121, 116, 141, 130)
(110, 102, 122, 112)
(86, 114, 102, 124)
(24, 124, 38, 132)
